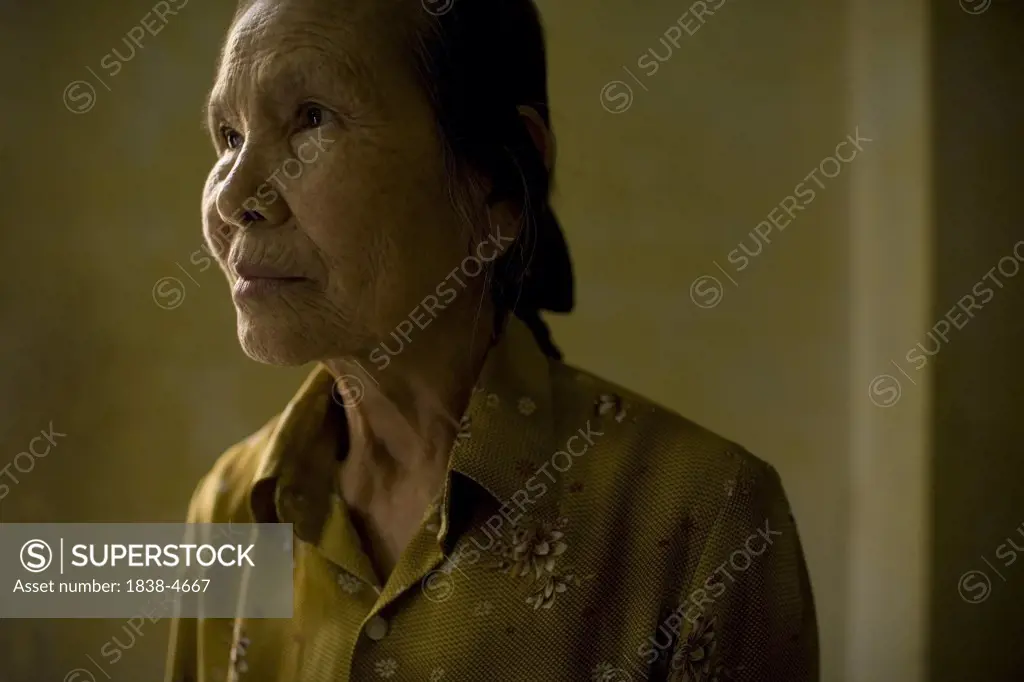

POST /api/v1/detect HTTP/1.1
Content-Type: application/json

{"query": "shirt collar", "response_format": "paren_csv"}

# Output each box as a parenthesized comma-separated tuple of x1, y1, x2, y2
(248, 365, 336, 525)
(247, 315, 559, 527)
(444, 315, 556, 509)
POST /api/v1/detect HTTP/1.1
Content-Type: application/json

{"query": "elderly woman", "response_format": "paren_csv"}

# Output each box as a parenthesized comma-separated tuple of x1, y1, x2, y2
(165, 0, 818, 680)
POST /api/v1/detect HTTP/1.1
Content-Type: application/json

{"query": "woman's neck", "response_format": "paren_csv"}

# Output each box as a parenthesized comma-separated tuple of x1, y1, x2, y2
(324, 292, 498, 474)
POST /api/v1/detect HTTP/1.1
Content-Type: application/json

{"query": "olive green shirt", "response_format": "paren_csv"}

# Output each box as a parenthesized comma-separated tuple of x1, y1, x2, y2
(165, 317, 818, 682)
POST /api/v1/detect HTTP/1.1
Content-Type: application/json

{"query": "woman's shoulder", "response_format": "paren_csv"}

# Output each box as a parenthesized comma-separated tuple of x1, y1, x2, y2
(548, 360, 788, 518)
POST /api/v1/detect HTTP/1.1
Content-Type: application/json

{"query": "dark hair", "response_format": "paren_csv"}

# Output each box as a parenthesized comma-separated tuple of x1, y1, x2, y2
(410, 0, 574, 360)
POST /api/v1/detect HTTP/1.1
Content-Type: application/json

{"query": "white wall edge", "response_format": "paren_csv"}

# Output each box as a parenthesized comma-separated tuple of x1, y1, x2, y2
(846, 0, 932, 681)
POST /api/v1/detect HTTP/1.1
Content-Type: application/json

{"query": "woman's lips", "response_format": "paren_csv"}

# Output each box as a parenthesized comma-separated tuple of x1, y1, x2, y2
(232, 275, 307, 299)
(232, 262, 301, 279)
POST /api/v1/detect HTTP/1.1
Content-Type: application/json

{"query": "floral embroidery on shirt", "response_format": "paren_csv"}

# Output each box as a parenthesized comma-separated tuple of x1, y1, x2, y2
(491, 516, 595, 609)
(494, 516, 569, 579)
(424, 502, 441, 534)
(456, 415, 472, 441)
(515, 457, 539, 479)
(336, 571, 362, 595)
(485, 392, 501, 408)
(669, 615, 717, 682)
(595, 393, 628, 423)
(374, 658, 398, 678)
(724, 461, 756, 498)
(429, 668, 446, 681)
(229, 633, 250, 675)
(518, 396, 537, 416)
(591, 662, 632, 681)
(526, 570, 589, 610)
(723, 479, 736, 498)
(472, 600, 494, 617)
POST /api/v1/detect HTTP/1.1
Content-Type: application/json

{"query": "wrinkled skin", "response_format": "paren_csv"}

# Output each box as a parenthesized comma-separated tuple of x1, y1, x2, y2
(201, 0, 553, 580)
(202, 0, 495, 366)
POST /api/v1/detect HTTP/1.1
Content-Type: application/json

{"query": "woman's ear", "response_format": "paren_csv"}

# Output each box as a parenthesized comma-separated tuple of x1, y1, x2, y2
(470, 106, 553, 258)
(517, 105, 555, 172)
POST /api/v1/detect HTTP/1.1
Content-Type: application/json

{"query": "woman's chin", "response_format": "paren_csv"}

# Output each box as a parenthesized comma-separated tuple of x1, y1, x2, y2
(238, 333, 315, 366)
(234, 317, 315, 365)
(235, 315, 368, 366)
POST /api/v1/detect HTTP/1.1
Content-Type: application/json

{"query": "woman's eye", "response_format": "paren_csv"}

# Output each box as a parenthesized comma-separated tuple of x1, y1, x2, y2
(220, 126, 243, 150)
(298, 103, 329, 129)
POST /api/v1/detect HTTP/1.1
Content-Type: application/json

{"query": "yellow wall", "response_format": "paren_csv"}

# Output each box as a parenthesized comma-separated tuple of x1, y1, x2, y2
(543, 1, 855, 679)
(0, 0, 1020, 680)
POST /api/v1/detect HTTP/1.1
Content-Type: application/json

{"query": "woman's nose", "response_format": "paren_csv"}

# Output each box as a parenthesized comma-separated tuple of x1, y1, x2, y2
(215, 146, 290, 230)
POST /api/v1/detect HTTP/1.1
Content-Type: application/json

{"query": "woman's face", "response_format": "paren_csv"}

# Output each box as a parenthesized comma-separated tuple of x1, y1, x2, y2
(201, 0, 481, 365)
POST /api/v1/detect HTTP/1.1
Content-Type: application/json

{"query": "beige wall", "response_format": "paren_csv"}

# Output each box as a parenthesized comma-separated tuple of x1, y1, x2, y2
(542, 1, 855, 679)
(0, 0, 1019, 680)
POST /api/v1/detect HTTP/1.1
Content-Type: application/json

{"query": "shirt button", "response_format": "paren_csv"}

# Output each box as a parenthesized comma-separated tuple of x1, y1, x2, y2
(365, 615, 389, 641)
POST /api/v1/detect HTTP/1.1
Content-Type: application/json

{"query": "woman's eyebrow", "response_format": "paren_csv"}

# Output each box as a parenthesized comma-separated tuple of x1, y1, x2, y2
(283, 47, 375, 100)
(201, 48, 370, 128)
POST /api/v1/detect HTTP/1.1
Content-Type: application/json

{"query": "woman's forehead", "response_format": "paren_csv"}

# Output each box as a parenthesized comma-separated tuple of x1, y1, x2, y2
(213, 0, 415, 106)
(225, 0, 412, 53)
(224, 0, 373, 62)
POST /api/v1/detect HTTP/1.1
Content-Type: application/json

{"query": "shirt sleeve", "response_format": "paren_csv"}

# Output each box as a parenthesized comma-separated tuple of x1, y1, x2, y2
(663, 456, 819, 682)
(163, 474, 211, 682)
